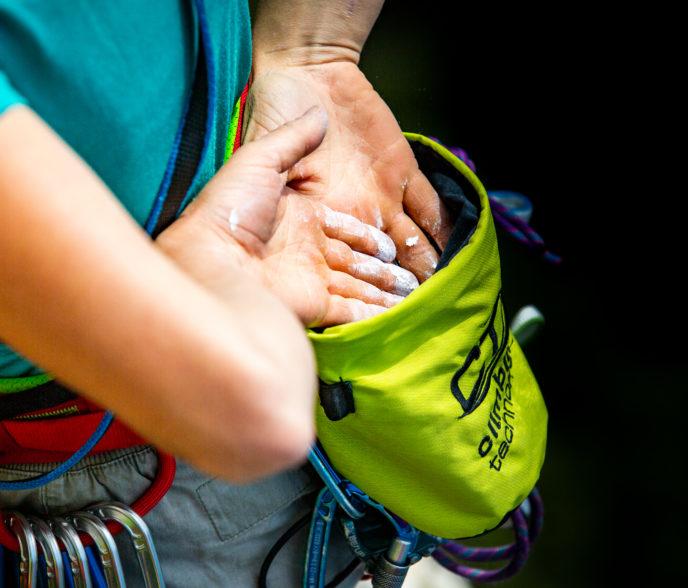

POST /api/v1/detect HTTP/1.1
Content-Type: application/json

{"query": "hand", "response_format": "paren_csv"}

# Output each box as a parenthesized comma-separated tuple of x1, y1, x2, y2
(242, 63, 454, 282)
(156, 107, 418, 327)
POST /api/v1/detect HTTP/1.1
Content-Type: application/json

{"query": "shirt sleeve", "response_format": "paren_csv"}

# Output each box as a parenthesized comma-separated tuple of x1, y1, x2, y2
(0, 69, 27, 116)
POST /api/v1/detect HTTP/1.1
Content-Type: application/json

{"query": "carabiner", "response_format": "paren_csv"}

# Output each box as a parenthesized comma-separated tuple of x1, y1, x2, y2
(303, 488, 337, 588)
(92, 503, 164, 588)
(27, 517, 65, 588)
(308, 448, 364, 520)
(50, 517, 92, 588)
(5, 511, 37, 588)
(68, 513, 125, 588)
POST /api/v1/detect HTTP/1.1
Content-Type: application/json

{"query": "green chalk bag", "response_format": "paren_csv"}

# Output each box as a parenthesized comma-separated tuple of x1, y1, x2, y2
(308, 134, 548, 539)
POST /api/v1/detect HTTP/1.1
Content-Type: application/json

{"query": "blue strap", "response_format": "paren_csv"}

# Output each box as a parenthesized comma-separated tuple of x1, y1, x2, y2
(145, 0, 216, 236)
(61, 552, 76, 588)
(36, 554, 47, 588)
(85, 547, 107, 588)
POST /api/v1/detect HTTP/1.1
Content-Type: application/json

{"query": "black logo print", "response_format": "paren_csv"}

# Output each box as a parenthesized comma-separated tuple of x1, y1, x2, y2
(450, 294, 507, 418)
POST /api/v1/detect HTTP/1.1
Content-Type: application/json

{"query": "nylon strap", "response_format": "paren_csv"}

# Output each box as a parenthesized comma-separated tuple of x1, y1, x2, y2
(145, 0, 212, 238)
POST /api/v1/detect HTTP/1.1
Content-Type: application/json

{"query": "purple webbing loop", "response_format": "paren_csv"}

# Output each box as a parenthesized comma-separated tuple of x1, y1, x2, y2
(488, 197, 562, 264)
(426, 136, 476, 172)
(432, 488, 543, 583)
(424, 135, 561, 264)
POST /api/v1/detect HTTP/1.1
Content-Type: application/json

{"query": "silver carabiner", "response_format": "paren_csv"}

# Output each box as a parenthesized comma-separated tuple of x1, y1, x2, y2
(50, 517, 92, 588)
(27, 516, 65, 588)
(5, 510, 38, 588)
(68, 512, 126, 588)
(92, 503, 164, 588)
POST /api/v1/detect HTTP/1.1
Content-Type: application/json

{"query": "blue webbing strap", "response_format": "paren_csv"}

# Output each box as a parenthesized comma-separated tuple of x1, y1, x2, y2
(85, 547, 107, 588)
(145, 0, 216, 237)
(60, 552, 76, 588)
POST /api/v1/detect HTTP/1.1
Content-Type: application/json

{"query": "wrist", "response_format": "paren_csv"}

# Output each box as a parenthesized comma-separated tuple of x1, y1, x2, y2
(251, 0, 383, 70)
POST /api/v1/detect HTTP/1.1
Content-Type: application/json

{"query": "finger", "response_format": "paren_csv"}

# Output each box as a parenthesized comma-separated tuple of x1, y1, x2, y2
(315, 203, 396, 262)
(231, 105, 328, 176)
(403, 170, 454, 251)
(317, 295, 388, 327)
(322, 239, 418, 296)
(328, 270, 404, 308)
(385, 212, 441, 283)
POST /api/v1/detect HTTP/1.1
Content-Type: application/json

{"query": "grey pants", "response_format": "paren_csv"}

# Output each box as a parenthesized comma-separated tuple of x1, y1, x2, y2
(0, 446, 362, 587)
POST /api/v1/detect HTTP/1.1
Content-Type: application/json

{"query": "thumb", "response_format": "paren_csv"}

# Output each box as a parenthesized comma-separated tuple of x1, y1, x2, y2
(189, 107, 328, 250)
(231, 105, 328, 175)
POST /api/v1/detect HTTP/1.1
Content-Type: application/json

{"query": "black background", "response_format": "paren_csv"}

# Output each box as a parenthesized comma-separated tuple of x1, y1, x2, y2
(358, 3, 681, 586)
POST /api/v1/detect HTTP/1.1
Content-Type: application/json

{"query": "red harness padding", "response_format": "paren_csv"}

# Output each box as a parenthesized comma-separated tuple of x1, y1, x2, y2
(0, 383, 176, 551)
(0, 396, 144, 465)
(232, 81, 249, 154)
(0, 451, 175, 552)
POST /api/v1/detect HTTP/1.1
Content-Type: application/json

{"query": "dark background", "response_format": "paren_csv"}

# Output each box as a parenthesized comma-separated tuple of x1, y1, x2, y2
(358, 3, 680, 587)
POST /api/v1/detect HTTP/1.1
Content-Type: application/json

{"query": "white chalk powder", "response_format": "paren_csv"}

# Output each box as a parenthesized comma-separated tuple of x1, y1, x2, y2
(373, 231, 396, 262)
(229, 209, 240, 231)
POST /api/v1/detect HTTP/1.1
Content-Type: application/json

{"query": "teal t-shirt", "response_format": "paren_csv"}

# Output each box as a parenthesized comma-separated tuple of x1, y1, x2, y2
(0, 0, 251, 376)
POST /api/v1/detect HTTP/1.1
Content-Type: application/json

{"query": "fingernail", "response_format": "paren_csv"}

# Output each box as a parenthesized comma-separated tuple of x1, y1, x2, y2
(302, 105, 327, 124)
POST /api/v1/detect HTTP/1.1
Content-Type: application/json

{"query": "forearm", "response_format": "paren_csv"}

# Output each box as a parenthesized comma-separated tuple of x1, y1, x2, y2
(0, 107, 316, 481)
(252, 0, 384, 69)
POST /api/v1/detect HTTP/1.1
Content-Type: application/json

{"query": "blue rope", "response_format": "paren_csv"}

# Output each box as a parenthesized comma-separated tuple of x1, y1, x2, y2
(0, 412, 114, 491)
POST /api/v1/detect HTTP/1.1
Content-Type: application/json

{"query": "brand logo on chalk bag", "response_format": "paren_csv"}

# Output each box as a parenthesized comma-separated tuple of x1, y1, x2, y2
(451, 294, 507, 418)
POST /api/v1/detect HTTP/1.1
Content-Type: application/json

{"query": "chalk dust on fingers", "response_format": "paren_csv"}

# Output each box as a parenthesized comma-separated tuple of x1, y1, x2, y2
(350, 252, 418, 297)
(321, 206, 396, 262)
